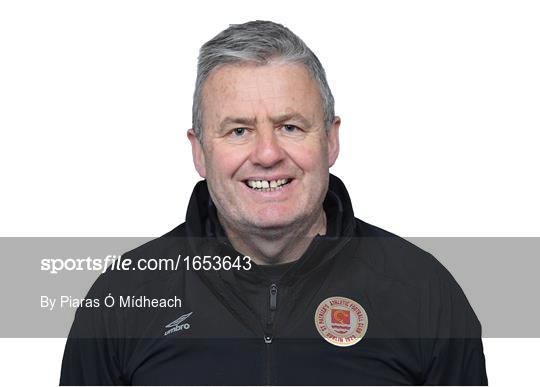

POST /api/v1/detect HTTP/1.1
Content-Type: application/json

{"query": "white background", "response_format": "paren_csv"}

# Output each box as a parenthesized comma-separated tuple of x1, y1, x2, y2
(1, 0, 539, 385)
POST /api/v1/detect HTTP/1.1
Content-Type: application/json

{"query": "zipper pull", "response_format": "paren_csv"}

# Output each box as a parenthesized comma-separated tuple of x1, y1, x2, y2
(269, 283, 278, 311)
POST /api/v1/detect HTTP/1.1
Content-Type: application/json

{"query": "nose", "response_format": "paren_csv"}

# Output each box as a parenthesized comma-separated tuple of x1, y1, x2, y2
(249, 128, 285, 167)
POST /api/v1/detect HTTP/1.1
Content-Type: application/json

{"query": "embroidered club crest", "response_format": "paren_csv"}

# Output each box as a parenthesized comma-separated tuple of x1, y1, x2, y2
(315, 296, 368, 347)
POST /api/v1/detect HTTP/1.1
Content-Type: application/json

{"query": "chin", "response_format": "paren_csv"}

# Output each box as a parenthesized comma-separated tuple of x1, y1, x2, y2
(235, 214, 283, 229)
(246, 215, 300, 232)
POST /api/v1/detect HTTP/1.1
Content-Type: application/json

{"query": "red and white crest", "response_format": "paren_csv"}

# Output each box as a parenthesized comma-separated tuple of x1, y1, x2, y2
(315, 297, 368, 347)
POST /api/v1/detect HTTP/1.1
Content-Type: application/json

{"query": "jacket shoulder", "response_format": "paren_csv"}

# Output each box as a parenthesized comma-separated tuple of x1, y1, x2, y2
(352, 218, 457, 287)
(352, 218, 483, 338)
(92, 222, 189, 295)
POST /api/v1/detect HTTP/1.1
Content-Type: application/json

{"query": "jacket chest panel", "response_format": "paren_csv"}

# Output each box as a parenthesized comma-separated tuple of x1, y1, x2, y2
(125, 338, 422, 385)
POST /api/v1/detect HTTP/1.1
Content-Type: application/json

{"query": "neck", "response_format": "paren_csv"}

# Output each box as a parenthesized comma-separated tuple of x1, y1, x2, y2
(218, 209, 327, 265)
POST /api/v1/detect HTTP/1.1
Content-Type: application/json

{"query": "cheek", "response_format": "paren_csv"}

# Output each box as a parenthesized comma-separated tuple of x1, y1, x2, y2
(207, 144, 248, 178)
(285, 140, 328, 172)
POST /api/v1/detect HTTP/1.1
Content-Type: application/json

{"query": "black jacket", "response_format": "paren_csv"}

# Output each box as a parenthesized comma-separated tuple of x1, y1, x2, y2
(60, 175, 488, 385)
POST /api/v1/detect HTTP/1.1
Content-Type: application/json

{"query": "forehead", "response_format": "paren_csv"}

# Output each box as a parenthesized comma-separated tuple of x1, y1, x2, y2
(201, 62, 323, 124)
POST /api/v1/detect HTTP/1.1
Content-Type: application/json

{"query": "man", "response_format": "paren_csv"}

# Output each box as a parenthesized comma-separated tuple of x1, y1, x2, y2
(61, 21, 487, 385)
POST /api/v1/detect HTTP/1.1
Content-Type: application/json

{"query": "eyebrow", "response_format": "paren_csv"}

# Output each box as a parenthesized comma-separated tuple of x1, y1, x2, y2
(219, 113, 312, 130)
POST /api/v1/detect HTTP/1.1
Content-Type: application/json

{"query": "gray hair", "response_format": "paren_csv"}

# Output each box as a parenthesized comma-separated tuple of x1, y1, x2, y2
(192, 20, 335, 142)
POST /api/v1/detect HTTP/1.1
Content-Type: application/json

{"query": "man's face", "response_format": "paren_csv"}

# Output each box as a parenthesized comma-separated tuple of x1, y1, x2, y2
(188, 62, 340, 233)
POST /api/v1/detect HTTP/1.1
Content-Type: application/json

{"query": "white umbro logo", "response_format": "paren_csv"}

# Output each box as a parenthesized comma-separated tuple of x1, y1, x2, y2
(164, 312, 193, 336)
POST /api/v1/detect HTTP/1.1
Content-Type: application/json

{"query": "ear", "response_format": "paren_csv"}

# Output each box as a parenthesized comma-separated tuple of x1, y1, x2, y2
(327, 116, 341, 167)
(187, 129, 206, 178)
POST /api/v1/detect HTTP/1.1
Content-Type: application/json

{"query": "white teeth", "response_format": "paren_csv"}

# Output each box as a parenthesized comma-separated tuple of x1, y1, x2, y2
(245, 178, 290, 191)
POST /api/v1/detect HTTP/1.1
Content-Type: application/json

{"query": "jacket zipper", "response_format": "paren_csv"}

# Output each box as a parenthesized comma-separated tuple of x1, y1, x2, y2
(264, 283, 278, 385)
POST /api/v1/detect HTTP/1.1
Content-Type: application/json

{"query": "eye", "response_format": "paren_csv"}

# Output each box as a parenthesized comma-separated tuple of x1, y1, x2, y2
(282, 124, 299, 133)
(231, 127, 247, 136)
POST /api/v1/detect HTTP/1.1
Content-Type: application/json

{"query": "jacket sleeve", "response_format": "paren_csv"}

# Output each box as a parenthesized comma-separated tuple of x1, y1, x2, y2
(60, 272, 125, 385)
(421, 263, 488, 385)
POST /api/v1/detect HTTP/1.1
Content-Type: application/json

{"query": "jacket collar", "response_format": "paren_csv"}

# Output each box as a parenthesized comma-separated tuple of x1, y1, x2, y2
(184, 174, 356, 283)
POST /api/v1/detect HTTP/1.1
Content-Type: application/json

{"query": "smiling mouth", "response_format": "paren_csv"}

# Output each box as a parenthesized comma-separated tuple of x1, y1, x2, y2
(244, 178, 292, 192)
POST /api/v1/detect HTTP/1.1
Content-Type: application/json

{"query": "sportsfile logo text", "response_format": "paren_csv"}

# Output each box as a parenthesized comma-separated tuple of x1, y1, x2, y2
(40, 255, 252, 274)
